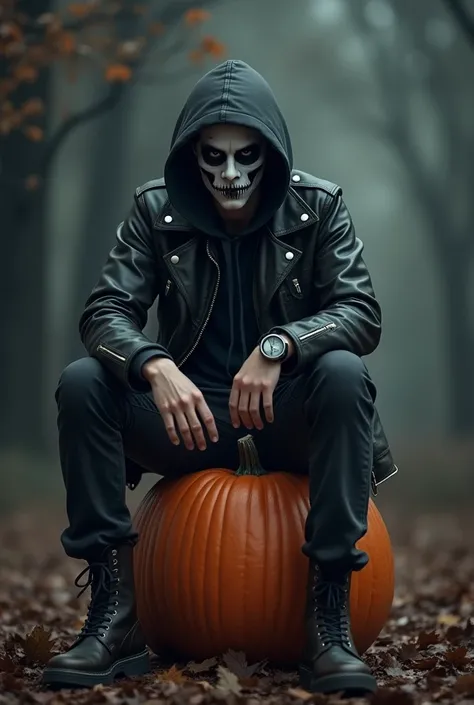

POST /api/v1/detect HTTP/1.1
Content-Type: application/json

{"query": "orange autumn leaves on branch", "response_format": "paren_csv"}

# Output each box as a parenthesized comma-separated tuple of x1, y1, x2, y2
(0, 1, 225, 146)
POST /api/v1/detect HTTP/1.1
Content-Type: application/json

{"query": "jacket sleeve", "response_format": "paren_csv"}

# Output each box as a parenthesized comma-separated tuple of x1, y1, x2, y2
(79, 190, 173, 392)
(270, 192, 382, 373)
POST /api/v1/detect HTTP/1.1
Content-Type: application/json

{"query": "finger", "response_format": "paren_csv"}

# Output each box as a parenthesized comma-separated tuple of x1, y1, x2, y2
(238, 389, 253, 429)
(262, 384, 274, 423)
(174, 410, 195, 450)
(249, 390, 264, 430)
(196, 398, 219, 443)
(228, 384, 241, 428)
(186, 406, 207, 451)
(162, 411, 180, 446)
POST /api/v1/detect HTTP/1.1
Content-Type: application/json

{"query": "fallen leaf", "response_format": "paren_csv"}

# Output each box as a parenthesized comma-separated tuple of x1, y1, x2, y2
(222, 649, 263, 678)
(417, 630, 440, 649)
(186, 657, 218, 673)
(0, 653, 16, 673)
(398, 642, 419, 662)
(287, 687, 313, 700)
(160, 665, 187, 683)
(215, 665, 242, 695)
(372, 689, 415, 705)
(411, 656, 438, 670)
(15, 625, 56, 665)
(444, 646, 471, 667)
(454, 673, 474, 695)
(437, 613, 460, 626)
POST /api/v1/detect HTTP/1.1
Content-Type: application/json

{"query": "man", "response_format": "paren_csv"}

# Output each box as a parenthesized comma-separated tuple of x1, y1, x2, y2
(42, 60, 397, 694)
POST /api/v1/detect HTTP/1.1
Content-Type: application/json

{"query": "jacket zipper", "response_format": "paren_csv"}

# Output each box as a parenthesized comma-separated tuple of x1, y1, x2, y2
(177, 240, 220, 368)
(97, 344, 126, 363)
(292, 277, 301, 295)
(299, 322, 336, 342)
(164, 279, 172, 296)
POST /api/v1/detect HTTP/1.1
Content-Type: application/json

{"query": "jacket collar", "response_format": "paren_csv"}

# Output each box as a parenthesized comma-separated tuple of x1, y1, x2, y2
(154, 187, 318, 237)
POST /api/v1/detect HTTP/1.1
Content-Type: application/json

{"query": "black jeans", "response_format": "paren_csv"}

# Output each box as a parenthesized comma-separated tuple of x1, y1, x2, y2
(56, 350, 376, 574)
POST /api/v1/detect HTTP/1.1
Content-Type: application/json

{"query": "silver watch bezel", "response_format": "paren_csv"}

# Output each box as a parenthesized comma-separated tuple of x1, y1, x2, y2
(259, 333, 288, 362)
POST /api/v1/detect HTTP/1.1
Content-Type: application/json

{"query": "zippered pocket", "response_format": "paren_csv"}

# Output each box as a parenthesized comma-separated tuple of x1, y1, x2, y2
(299, 322, 337, 342)
(96, 343, 126, 364)
(164, 279, 172, 297)
(285, 276, 303, 299)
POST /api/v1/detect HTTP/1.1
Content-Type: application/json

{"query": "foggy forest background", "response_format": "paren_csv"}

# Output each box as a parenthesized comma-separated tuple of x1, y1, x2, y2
(1, 0, 473, 517)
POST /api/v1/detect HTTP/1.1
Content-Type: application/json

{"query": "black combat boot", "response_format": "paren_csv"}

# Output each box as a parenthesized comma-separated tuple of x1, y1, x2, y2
(42, 543, 150, 687)
(298, 562, 377, 695)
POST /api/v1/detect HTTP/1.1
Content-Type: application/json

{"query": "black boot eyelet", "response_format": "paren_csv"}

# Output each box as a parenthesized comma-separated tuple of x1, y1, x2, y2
(113, 609, 117, 615)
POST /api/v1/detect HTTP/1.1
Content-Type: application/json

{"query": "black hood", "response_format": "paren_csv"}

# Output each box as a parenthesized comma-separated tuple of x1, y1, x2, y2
(164, 60, 293, 238)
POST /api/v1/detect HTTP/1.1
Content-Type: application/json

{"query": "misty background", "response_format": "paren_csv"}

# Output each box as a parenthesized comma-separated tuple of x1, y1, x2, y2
(1, 0, 473, 519)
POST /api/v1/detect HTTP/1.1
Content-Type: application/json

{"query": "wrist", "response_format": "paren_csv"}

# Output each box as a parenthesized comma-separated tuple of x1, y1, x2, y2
(142, 356, 175, 382)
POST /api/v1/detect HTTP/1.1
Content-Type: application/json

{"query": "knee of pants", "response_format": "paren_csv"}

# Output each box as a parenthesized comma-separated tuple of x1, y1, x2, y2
(309, 350, 373, 407)
(56, 357, 114, 410)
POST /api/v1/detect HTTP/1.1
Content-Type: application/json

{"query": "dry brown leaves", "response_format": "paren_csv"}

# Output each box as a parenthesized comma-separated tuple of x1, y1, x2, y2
(0, 510, 473, 705)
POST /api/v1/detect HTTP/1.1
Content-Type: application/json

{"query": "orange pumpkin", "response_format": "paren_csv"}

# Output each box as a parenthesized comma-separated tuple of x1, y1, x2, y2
(134, 435, 394, 664)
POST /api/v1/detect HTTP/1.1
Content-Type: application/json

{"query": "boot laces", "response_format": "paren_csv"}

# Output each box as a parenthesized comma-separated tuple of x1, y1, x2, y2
(74, 559, 120, 639)
(313, 578, 352, 648)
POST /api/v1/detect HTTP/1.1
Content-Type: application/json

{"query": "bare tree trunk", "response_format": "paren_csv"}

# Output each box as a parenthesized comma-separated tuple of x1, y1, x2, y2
(436, 241, 474, 433)
(0, 0, 51, 452)
(65, 101, 134, 366)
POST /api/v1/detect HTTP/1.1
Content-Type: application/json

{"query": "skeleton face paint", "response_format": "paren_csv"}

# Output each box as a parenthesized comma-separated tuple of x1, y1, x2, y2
(195, 124, 266, 210)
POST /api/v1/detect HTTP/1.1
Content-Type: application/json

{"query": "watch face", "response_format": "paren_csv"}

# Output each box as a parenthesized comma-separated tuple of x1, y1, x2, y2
(262, 335, 285, 358)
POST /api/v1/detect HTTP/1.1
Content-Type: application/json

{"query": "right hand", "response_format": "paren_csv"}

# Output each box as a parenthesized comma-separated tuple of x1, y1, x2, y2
(142, 357, 219, 451)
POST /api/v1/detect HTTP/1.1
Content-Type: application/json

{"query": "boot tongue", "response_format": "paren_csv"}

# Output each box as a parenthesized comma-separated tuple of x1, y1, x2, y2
(315, 580, 347, 609)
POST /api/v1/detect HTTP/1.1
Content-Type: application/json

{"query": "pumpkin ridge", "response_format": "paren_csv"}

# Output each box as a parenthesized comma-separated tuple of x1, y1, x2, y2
(185, 473, 223, 645)
(218, 473, 244, 651)
(241, 473, 252, 647)
(202, 472, 233, 651)
(273, 475, 286, 640)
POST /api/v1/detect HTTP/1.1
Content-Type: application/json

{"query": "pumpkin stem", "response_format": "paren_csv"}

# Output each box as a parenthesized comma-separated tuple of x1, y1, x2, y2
(235, 435, 267, 476)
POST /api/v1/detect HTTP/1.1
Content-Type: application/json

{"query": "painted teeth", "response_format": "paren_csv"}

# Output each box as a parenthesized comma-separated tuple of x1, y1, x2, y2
(214, 185, 250, 198)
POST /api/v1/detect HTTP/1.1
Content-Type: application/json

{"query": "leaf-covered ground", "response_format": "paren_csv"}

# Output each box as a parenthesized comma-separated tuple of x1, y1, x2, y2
(0, 510, 473, 705)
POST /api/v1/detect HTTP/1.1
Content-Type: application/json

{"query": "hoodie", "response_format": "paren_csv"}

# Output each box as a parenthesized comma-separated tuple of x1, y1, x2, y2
(160, 60, 293, 391)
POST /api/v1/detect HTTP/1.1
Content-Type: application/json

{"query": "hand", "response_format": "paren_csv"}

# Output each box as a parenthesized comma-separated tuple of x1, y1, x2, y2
(229, 347, 282, 430)
(143, 358, 218, 451)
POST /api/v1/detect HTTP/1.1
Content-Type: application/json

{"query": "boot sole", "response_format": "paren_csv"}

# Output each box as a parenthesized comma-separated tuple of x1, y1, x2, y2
(299, 664, 377, 695)
(41, 649, 151, 688)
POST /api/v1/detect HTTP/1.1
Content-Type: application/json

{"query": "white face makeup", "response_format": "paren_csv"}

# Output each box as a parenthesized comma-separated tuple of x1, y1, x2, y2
(195, 124, 266, 210)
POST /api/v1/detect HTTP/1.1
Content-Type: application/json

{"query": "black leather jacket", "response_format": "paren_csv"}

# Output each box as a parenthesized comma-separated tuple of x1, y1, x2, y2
(80, 169, 398, 493)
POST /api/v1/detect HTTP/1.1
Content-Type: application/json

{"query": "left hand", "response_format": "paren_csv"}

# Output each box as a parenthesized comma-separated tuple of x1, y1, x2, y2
(229, 337, 294, 429)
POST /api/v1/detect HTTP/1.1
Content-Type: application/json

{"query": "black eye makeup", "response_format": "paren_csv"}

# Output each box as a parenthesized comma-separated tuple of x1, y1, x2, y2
(201, 145, 226, 166)
(235, 143, 261, 165)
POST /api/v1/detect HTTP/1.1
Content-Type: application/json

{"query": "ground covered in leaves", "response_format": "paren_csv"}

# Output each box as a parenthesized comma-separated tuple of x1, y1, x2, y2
(0, 510, 473, 705)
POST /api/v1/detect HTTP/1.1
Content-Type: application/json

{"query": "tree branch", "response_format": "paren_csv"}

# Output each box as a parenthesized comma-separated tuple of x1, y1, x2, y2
(442, 0, 474, 47)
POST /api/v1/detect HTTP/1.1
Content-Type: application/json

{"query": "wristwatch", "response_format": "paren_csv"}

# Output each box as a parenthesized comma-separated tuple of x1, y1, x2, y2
(259, 333, 289, 362)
